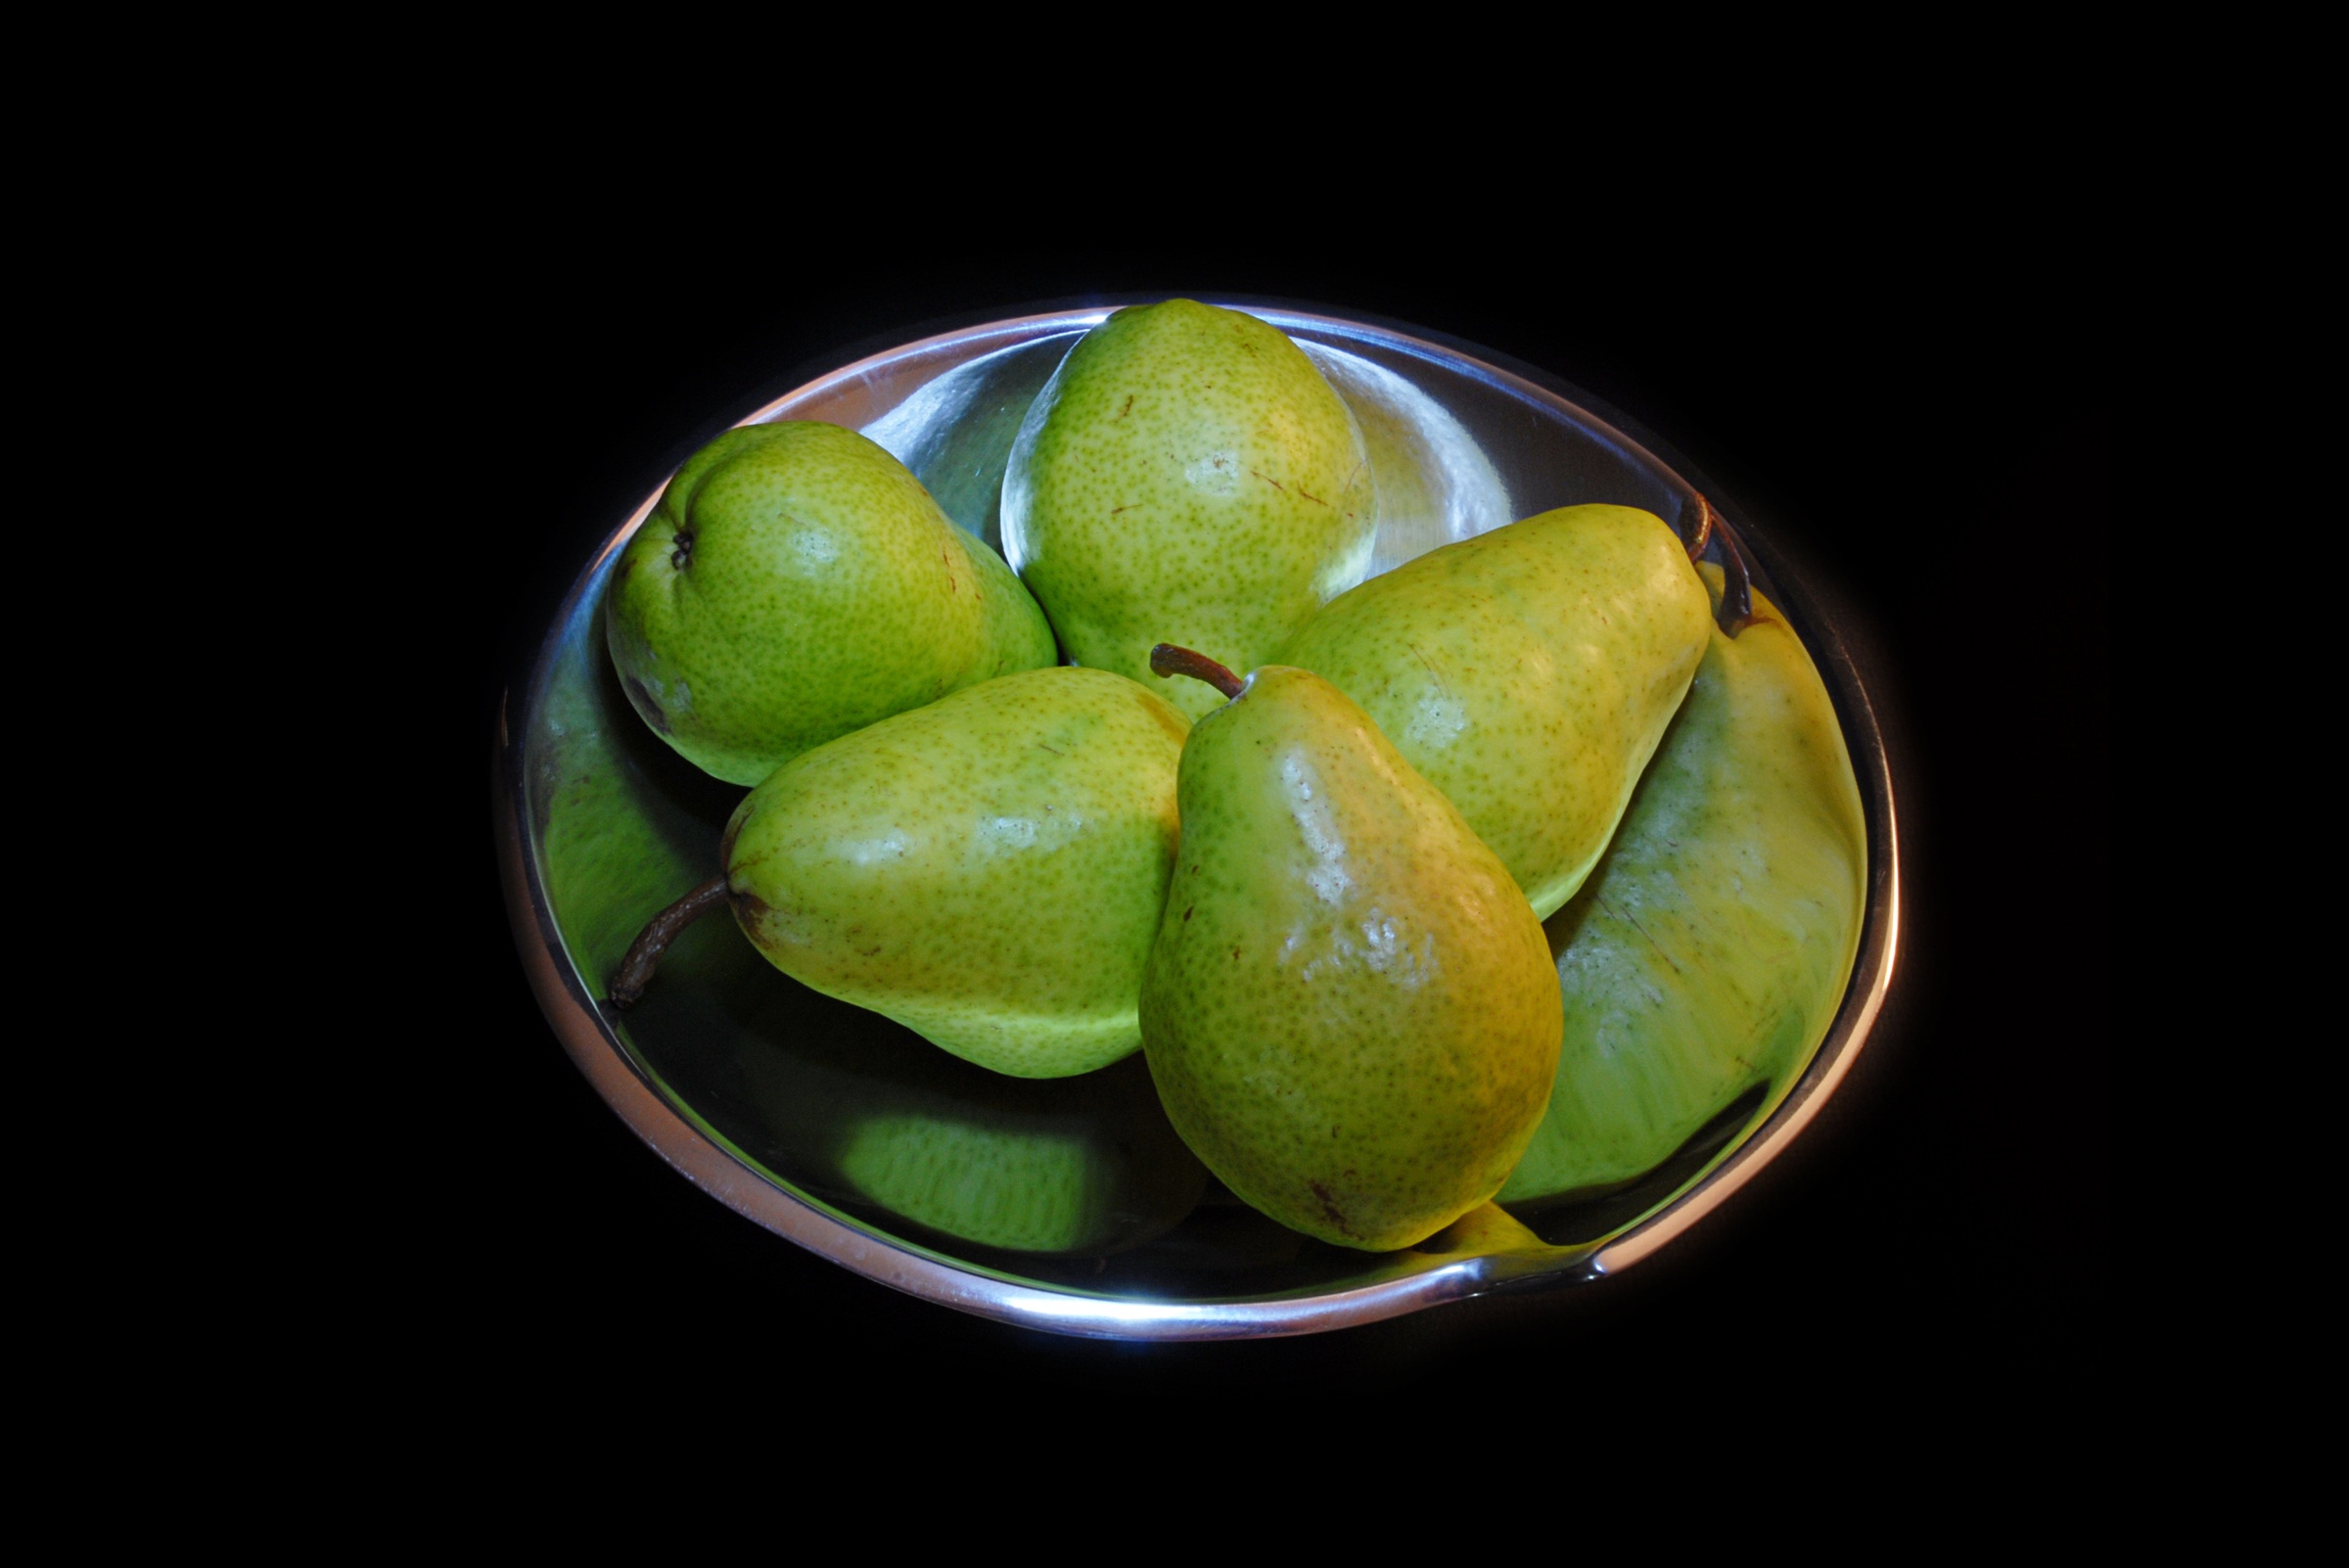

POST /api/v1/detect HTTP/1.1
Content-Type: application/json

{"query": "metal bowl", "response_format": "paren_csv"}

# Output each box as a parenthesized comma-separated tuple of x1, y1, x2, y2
(492, 302, 1901, 1340)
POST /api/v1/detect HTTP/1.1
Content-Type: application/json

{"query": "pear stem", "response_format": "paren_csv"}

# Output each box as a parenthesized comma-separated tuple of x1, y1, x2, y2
(1713, 512, 1759, 637)
(1150, 643, 1246, 700)
(1683, 493, 1716, 563)
(608, 876, 729, 1009)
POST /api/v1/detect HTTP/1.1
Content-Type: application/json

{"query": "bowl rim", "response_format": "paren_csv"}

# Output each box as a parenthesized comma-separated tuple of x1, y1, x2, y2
(492, 299, 1903, 1341)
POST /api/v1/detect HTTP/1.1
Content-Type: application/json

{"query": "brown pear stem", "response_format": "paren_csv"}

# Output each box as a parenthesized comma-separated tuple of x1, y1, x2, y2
(1713, 512, 1758, 637)
(1150, 643, 1246, 700)
(1682, 492, 1716, 563)
(608, 876, 729, 1009)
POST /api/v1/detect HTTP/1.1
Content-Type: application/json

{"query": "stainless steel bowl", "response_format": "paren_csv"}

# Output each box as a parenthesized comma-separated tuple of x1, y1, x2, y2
(492, 303, 1901, 1340)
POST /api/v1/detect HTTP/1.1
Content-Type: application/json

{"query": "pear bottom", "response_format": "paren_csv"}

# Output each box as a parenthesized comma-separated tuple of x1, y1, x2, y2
(1143, 1013, 1556, 1254)
(855, 998, 1147, 1083)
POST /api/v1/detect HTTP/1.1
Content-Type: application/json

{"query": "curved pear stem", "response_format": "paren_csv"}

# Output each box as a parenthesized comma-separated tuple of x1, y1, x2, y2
(1150, 643, 1246, 700)
(608, 876, 729, 1009)
(1682, 493, 1716, 564)
(1712, 512, 1759, 637)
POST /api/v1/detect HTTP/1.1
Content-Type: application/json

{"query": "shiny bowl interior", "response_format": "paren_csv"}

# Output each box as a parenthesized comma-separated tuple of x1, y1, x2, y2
(494, 303, 1901, 1340)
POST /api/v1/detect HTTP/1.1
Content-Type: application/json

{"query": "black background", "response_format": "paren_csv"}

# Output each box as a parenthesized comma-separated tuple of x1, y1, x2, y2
(445, 224, 2105, 1410)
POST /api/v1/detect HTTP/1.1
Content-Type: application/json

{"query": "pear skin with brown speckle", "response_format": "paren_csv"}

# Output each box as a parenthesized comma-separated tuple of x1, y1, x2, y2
(1139, 666, 1562, 1251)
(1276, 504, 1711, 919)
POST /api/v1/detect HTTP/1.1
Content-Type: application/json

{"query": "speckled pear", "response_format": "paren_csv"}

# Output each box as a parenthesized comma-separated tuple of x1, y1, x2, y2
(608, 421, 1057, 786)
(719, 666, 1189, 1079)
(1138, 662, 1562, 1251)
(1274, 504, 1713, 919)
(1500, 566, 1867, 1202)
(1000, 300, 1375, 721)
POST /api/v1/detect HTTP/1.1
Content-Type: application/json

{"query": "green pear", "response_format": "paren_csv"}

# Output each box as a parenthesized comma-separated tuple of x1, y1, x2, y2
(607, 420, 1057, 786)
(1499, 566, 1867, 1204)
(1274, 503, 1713, 919)
(1000, 300, 1375, 721)
(594, 834, 1207, 1258)
(718, 665, 1189, 1079)
(1138, 658, 1563, 1252)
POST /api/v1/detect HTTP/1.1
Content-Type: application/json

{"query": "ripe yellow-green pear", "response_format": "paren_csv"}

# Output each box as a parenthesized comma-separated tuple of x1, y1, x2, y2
(1274, 504, 1713, 919)
(1000, 300, 1375, 721)
(1138, 652, 1562, 1252)
(1500, 566, 1867, 1202)
(607, 421, 1056, 785)
(719, 666, 1189, 1079)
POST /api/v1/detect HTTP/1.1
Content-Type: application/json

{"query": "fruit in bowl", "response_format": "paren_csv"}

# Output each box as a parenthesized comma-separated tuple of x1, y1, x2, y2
(717, 665, 1189, 1080)
(1001, 298, 1376, 721)
(606, 420, 1055, 786)
(1138, 650, 1563, 1251)
(565, 300, 1875, 1305)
